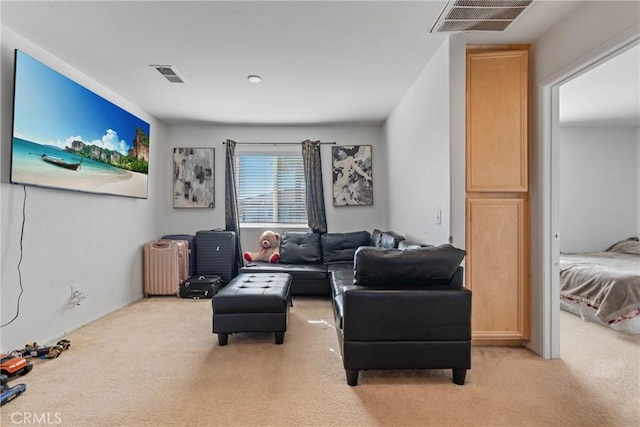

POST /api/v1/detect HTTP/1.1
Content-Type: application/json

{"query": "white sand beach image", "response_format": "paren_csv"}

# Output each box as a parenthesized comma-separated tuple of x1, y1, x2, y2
(12, 138, 148, 199)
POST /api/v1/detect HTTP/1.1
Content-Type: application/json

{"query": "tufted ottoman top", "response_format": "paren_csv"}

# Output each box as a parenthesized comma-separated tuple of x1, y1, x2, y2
(213, 273, 292, 314)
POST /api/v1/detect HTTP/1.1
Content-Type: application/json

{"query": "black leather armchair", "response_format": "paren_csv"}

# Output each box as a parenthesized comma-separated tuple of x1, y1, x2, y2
(331, 245, 471, 386)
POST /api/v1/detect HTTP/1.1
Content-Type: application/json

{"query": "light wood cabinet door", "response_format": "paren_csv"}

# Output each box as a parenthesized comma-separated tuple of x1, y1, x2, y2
(466, 50, 528, 192)
(466, 197, 529, 340)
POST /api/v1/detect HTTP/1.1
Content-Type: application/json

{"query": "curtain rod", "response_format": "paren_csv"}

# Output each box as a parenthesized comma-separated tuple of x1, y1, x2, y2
(223, 141, 336, 145)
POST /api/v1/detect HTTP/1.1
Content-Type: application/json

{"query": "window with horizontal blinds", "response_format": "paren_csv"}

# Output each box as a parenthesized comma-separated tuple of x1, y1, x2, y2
(235, 152, 307, 224)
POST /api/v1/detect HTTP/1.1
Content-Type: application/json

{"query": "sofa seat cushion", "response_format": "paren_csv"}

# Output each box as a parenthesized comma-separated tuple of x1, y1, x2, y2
(321, 231, 371, 263)
(326, 261, 354, 273)
(241, 262, 328, 280)
(330, 270, 356, 330)
(331, 269, 354, 295)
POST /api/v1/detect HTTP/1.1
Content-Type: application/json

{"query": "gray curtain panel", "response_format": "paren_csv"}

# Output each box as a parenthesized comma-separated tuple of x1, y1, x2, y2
(225, 139, 243, 272)
(302, 140, 327, 233)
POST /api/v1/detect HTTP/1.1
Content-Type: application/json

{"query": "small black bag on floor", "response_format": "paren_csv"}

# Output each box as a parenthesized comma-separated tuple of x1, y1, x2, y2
(179, 275, 223, 299)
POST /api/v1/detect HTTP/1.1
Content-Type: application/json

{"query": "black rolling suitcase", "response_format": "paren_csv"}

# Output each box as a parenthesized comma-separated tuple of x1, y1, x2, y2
(179, 275, 223, 299)
(195, 229, 237, 284)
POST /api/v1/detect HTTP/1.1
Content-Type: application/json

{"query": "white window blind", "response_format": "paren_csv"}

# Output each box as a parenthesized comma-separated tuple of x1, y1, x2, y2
(235, 152, 307, 224)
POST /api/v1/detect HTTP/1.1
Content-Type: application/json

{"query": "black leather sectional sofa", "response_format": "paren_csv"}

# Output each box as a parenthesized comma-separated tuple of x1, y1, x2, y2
(239, 229, 471, 386)
(240, 229, 405, 295)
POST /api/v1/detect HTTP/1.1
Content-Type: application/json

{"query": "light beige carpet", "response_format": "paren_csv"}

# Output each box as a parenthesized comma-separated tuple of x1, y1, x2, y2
(1, 297, 638, 426)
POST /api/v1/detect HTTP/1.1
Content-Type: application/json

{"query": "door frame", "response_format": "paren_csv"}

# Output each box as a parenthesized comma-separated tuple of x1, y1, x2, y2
(539, 31, 639, 359)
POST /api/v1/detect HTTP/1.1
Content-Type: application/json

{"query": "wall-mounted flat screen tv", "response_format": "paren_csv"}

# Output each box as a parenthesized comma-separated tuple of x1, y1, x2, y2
(10, 49, 150, 199)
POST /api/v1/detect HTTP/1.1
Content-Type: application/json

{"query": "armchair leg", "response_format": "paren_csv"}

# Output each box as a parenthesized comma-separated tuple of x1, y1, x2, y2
(346, 369, 359, 386)
(452, 368, 467, 385)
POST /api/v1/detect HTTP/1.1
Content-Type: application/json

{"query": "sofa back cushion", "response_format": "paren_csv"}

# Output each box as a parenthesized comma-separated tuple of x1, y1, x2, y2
(279, 231, 322, 264)
(378, 231, 405, 248)
(354, 245, 466, 287)
(321, 231, 371, 263)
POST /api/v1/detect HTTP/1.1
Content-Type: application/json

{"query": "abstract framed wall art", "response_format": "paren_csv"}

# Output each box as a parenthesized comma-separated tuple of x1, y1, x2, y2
(173, 148, 214, 208)
(332, 145, 373, 206)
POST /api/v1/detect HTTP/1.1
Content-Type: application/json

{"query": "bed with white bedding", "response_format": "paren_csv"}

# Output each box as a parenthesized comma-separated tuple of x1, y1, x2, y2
(559, 237, 640, 335)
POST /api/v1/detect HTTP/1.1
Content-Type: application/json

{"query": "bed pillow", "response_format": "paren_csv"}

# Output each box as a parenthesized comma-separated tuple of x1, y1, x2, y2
(606, 237, 640, 255)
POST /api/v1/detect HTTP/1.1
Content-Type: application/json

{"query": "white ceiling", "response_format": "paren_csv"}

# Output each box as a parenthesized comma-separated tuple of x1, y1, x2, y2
(560, 44, 640, 127)
(1, 0, 591, 126)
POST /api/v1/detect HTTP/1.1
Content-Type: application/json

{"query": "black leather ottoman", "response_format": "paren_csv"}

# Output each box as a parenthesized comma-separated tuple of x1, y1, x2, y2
(212, 273, 292, 346)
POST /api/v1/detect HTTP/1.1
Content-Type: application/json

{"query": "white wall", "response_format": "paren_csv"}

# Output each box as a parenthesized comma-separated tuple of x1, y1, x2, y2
(637, 128, 640, 234)
(161, 124, 388, 252)
(531, 0, 640, 356)
(0, 28, 165, 351)
(559, 126, 639, 252)
(383, 38, 454, 245)
(448, 34, 467, 249)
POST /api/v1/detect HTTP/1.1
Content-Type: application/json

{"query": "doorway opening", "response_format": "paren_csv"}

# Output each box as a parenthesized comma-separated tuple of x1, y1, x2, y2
(542, 35, 639, 359)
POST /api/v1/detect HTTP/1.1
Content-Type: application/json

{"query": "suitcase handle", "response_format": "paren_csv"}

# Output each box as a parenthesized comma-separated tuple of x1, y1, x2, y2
(152, 241, 172, 249)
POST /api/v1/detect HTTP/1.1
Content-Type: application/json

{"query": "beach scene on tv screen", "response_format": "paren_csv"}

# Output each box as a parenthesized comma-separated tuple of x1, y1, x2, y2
(11, 50, 150, 199)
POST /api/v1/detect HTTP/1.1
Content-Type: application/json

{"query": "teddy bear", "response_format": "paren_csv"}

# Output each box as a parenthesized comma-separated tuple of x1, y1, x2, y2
(243, 230, 280, 263)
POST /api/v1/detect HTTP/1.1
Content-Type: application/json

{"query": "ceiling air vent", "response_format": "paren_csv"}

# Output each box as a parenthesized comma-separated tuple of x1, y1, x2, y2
(430, 0, 533, 33)
(150, 65, 186, 83)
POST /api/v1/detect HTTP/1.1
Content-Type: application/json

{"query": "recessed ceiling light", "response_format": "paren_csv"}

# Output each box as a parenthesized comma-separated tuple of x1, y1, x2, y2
(247, 75, 262, 83)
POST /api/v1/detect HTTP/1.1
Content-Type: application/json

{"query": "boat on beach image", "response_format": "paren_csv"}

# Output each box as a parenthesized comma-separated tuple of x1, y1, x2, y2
(31, 153, 83, 171)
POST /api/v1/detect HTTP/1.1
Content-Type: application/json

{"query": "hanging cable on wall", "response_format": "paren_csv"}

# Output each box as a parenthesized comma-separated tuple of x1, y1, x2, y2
(1, 186, 27, 328)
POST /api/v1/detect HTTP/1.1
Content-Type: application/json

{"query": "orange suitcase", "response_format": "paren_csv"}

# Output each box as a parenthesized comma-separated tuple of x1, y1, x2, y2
(143, 240, 181, 297)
